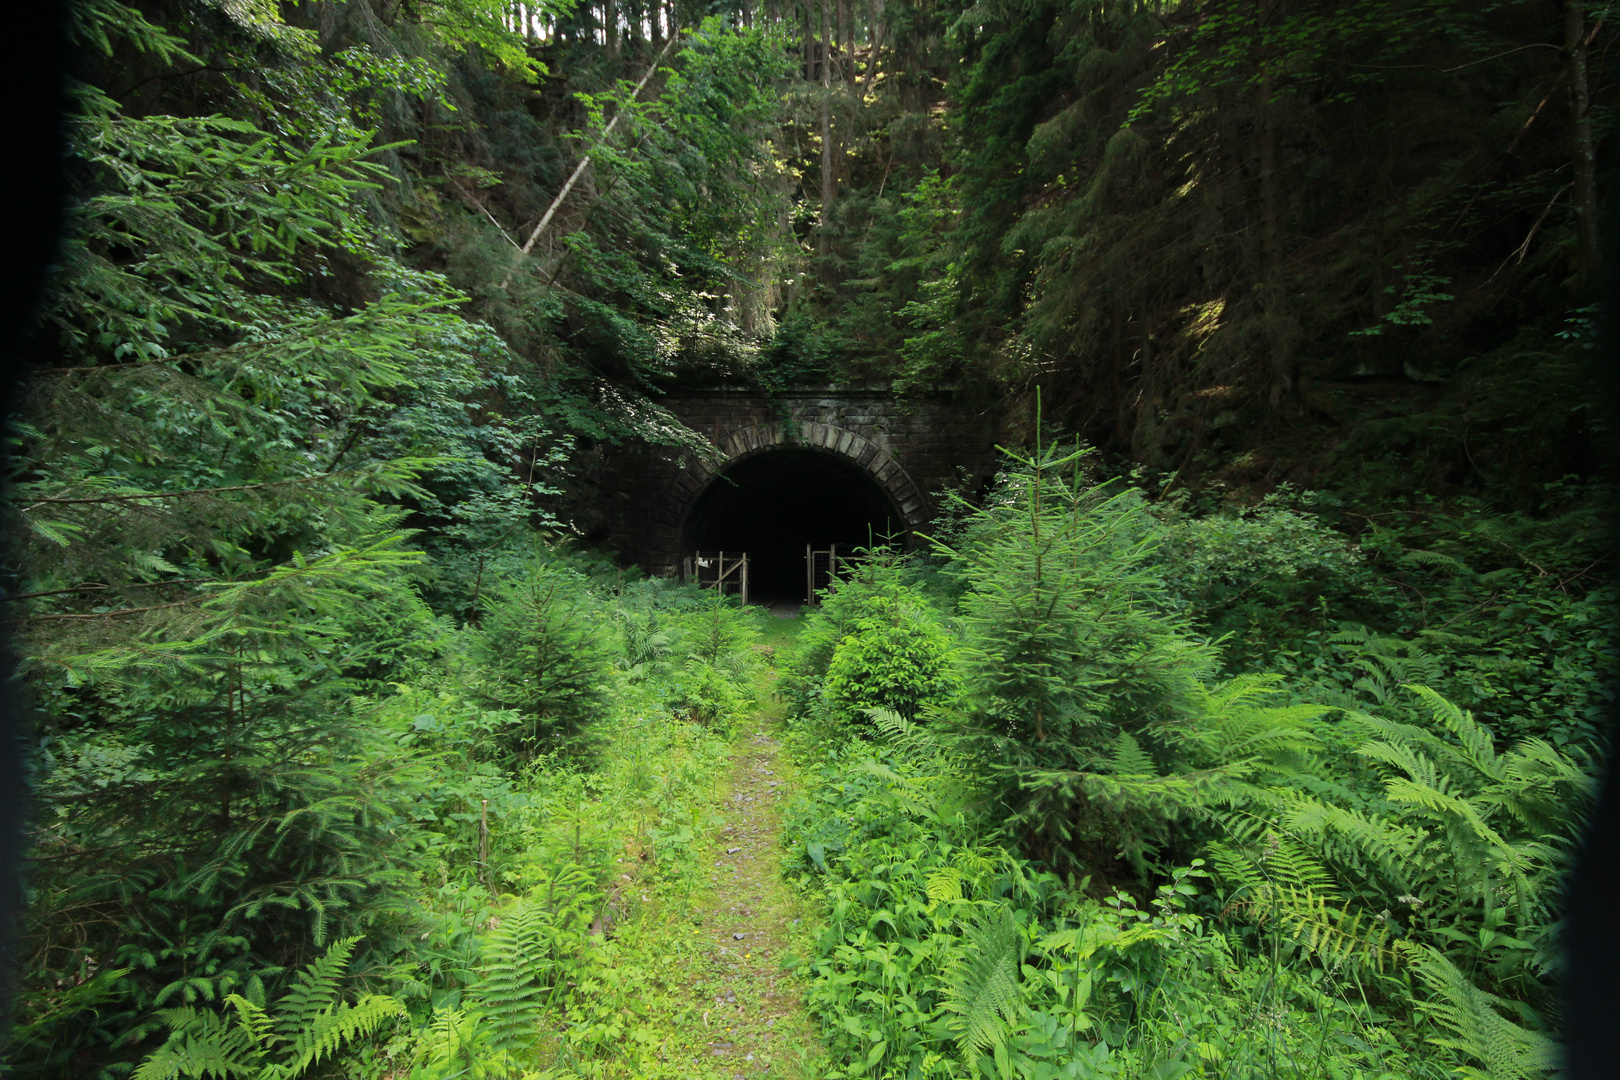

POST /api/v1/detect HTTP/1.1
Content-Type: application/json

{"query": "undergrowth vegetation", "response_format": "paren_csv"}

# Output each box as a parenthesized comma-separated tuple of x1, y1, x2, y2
(3, 1, 1612, 1079)
(780, 437, 1610, 1080)
(9, 529, 768, 1077)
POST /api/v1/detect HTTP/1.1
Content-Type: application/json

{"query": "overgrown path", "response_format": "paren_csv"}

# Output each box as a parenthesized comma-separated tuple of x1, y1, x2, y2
(684, 716, 819, 1076)
(594, 633, 823, 1078)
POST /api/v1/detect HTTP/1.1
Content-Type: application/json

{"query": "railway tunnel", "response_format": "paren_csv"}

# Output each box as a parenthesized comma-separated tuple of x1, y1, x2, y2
(679, 447, 906, 605)
(594, 389, 1002, 598)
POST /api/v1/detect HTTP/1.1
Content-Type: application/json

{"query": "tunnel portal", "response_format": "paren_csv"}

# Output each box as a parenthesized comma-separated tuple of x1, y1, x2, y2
(594, 392, 1000, 583)
(681, 448, 906, 603)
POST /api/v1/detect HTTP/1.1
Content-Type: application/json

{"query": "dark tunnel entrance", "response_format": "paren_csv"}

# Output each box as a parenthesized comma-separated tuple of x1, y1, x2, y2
(681, 449, 906, 604)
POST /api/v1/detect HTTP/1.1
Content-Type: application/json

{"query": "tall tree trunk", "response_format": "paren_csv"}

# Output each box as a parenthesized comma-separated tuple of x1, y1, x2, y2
(1130, 310, 1164, 465)
(1257, 65, 1295, 402)
(862, 0, 886, 96)
(819, 0, 835, 255)
(1567, 0, 1600, 292)
(499, 33, 680, 289)
(837, 0, 849, 81)
(604, 0, 616, 52)
(1258, 70, 1281, 299)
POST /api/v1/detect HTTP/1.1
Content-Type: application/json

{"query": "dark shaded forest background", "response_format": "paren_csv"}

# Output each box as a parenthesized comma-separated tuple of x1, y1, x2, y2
(3, 0, 1618, 1077)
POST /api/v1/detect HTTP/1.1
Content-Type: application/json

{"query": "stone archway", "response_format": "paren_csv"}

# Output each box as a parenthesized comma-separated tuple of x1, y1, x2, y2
(594, 388, 1000, 579)
(664, 422, 932, 551)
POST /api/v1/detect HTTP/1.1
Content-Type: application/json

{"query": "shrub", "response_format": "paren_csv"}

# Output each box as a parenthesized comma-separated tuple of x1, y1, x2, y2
(474, 555, 614, 755)
(666, 595, 760, 729)
(823, 606, 960, 723)
(782, 548, 951, 725)
(939, 446, 1219, 869)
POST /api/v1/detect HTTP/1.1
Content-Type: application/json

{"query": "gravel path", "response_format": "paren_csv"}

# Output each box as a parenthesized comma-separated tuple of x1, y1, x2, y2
(687, 724, 818, 1076)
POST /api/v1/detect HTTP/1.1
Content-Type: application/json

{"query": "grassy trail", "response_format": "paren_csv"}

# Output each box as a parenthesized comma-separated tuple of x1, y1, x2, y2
(587, 619, 824, 1079)
(683, 718, 819, 1075)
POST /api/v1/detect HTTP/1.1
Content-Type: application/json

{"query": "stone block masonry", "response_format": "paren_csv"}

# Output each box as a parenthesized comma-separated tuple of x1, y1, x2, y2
(596, 386, 1003, 577)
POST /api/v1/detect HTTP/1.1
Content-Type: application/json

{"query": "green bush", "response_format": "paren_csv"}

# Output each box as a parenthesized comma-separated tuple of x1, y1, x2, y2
(824, 608, 960, 724)
(782, 549, 953, 727)
(1149, 484, 1379, 657)
(667, 595, 761, 729)
(937, 447, 1220, 869)
(11, 560, 432, 1079)
(473, 554, 615, 755)
(133, 938, 406, 1080)
(783, 736, 1449, 1080)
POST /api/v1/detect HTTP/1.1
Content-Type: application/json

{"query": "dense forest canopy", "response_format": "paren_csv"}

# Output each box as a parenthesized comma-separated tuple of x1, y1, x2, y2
(1, 0, 1614, 1077)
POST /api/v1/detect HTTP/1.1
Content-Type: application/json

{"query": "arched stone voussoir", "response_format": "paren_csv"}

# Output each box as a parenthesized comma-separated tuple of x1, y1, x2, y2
(689, 422, 931, 539)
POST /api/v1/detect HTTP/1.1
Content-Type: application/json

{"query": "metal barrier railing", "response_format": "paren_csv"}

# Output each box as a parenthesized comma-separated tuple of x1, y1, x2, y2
(805, 543, 869, 604)
(681, 550, 749, 605)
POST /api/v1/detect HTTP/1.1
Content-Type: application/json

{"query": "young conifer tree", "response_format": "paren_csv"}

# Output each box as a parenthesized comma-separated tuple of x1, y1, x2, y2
(2, 3, 519, 1072)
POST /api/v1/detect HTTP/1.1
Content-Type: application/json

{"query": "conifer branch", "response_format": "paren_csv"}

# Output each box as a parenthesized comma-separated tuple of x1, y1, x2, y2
(498, 32, 683, 289)
(22, 468, 378, 511)
(28, 596, 222, 621)
(0, 579, 215, 602)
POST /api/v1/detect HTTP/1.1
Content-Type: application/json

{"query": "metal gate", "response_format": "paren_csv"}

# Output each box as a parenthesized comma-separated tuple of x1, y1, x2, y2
(805, 544, 868, 604)
(681, 550, 749, 604)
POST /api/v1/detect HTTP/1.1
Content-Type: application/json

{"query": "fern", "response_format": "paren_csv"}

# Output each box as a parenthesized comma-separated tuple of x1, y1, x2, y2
(468, 899, 561, 1052)
(1105, 732, 1156, 777)
(941, 907, 1024, 1058)
(133, 938, 405, 1080)
(1410, 685, 1499, 774)
(1328, 625, 1445, 703)
(925, 866, 966, 906)
(408, 1008, 563, 1080)
(1345, 688, 1591, 922)
(1278, 795, 1426, 892)
(867, 705, 946, 763)
(1211, 834, 1396, 972)
(134, 1007, 261, 1080)
(1398, 548, 1474, 575)
(1412, 948, 1559, 1080)
(270, 936, 357, 1038)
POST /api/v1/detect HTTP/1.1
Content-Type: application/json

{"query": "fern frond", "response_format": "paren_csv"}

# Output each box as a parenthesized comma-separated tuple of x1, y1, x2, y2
(1398, 549, 1472, 575)
(867, 706, 947, 764)
(132, 1006, 262, 1080)
(1359, 738, 1448, 792)
(1412, 947, 1559, 1080)
(1212, 838, 1395, 972)
(280, 995, 408, 1077)
(1407, 685, 1500, 778)
(469, 899, 559, 1052)
(1276, 887, 1396, 972)
(941, 907, 1024, 1058)
(1488, 738, 1596, 833)
(1280, 796, 1424, 890)
(926, 867, 964, 906)
(1106, 732, 1155, 777)
(135, 937, 403, 1080)
(222, 994, 274, 1055)
(1382, 778, 1522, 873)
(1035, 927, 1080, 955)
(1199, 673, 1287, 715)
(271, 936, 359, 1041)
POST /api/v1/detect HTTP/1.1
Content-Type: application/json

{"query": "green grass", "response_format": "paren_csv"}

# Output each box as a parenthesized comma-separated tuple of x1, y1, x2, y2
(523, 634, 824, 1078)
(754, 607, 809, 657)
